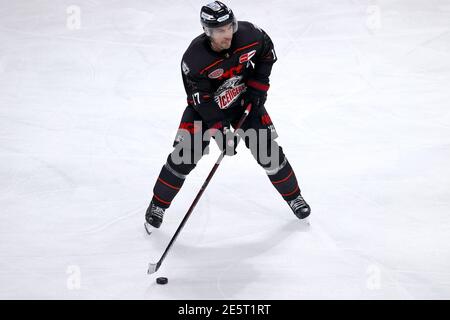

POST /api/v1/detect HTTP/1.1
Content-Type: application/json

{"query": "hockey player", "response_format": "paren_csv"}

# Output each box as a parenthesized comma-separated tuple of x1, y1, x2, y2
(145, 1, 311, 230)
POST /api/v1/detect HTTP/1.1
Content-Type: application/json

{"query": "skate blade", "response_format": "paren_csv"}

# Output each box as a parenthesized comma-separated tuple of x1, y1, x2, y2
(298, 217, 311, 231)
(301, 217, 310, 225)
(144, 222, 154, 235)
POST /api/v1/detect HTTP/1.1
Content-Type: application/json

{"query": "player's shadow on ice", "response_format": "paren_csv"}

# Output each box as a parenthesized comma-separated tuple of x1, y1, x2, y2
(145, 220, 308, 299)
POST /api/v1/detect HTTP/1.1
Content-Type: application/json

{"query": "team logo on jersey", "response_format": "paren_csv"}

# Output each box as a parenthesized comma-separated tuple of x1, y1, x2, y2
(214, 76, 246, 110)
(218, 64, 244, 80)
(208, 68, 224, 79)
(239, 50, 256, 64)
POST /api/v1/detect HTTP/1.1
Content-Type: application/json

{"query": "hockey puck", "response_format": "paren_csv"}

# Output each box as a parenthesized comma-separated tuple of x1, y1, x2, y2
(156, 277, 168, 285)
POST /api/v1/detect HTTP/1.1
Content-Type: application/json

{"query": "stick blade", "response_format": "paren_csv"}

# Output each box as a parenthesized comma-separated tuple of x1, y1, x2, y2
(147, 263, 158, 274)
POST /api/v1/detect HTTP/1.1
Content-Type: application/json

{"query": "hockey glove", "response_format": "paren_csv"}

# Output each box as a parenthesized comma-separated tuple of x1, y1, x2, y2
(208, 120, 239, 156)
(241, 80, 268, 113)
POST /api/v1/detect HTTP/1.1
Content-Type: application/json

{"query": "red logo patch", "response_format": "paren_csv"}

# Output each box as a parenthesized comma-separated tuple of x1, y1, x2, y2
(208, 68, 224, 79)
(218, 64, 244, 80)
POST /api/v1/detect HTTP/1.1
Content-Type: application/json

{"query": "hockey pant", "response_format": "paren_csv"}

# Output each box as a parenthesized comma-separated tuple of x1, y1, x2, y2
(150, 105, 302, 209)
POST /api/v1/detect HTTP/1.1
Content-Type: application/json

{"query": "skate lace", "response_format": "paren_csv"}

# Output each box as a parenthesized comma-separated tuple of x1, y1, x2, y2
(151, 204, 165, 219)
(289, 195, 306, 211)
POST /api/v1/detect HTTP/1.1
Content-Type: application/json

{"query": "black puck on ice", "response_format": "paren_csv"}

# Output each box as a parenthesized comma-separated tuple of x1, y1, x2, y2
(156, 277, 168, 285)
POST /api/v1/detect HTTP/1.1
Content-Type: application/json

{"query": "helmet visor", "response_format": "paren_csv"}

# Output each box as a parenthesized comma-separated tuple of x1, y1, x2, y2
(203, 19, 238, 37)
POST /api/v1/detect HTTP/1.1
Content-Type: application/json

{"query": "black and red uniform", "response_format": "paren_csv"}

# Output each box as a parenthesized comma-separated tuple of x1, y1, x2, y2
(151, 21, 302, 209)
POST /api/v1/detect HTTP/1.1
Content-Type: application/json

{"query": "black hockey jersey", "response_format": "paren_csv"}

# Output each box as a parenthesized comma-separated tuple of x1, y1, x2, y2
(181, 21, 277, 126)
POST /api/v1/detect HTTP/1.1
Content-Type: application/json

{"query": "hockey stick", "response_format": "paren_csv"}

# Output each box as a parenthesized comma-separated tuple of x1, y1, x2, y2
(147, 103, 252, 274)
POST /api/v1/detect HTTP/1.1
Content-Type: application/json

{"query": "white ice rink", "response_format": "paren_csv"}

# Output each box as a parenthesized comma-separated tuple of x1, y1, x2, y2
(1, 0, 450, 299)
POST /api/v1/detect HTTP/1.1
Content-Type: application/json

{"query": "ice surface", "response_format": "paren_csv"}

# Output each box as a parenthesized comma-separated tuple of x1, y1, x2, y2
(1, 0, 450, 299)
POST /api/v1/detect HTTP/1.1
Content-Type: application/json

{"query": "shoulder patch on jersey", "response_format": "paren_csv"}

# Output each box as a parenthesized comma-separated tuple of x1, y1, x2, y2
(239, 50, 256, 63)
(182, 61, 190, 75)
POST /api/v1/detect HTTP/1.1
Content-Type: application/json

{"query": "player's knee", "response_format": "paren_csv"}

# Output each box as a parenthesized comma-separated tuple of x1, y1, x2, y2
(243, 131, 284, 170)
(167, 152, 197, 176)
(257, 145, 285, 172)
